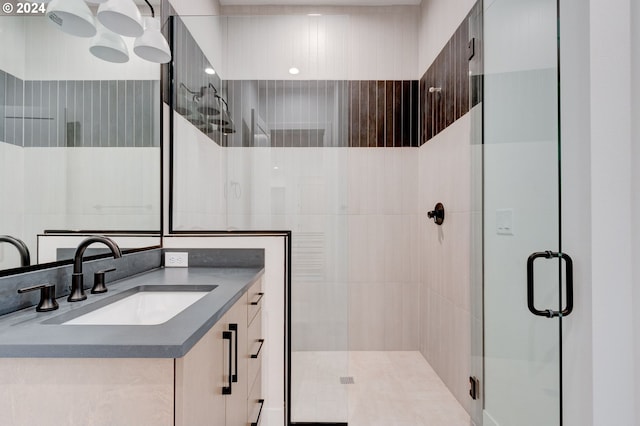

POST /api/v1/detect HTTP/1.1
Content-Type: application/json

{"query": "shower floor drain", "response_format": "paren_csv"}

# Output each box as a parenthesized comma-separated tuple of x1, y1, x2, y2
(340, 376, 355, 385)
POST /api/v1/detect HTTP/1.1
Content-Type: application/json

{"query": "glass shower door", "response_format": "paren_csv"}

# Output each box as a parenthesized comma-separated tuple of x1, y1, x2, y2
(482, 0, 571, 425)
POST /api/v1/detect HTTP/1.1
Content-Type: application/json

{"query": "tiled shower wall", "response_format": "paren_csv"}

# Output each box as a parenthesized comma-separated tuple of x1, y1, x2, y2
(223, 79, 419, 148)
(417, 0, 481, 414)
(349, 80, 419, 147)
(420, 21, 470, 142)
(170, 7, 478, 361)
(0, 69, 159, 148)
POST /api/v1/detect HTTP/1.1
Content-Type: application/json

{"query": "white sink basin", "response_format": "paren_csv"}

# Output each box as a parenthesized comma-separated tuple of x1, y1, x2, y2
(62, 286, 216, 326)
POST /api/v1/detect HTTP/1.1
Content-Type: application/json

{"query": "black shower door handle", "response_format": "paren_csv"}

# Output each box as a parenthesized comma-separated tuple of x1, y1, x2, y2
(527, 251, 573, 318)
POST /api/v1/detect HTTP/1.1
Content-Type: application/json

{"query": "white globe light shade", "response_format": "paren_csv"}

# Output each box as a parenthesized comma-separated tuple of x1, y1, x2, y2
(46, 0, 97, 38)
(134, 17, 172, 64)
(89, 24, 129, 63)
(97, 0, 144, 38)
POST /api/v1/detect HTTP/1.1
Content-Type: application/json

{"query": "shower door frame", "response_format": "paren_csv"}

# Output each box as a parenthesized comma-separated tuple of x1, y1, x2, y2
(477, 0, 569, 424)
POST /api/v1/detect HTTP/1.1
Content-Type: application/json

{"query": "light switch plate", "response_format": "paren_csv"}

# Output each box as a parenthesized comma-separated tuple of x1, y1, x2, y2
(496, 209, 514, 235)
(165, 252, 189, 267)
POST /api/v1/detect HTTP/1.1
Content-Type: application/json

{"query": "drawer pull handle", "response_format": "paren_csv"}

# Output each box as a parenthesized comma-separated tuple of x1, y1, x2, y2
(229, 323, 238, 383)
(222, 330, 233, 395)
(251, 399, 265, 426)
(251, 339, 265, 359)
(250, 292, 264, 305)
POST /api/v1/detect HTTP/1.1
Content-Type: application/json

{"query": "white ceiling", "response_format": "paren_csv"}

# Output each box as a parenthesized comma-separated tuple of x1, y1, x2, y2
(219, 0, 421, 6)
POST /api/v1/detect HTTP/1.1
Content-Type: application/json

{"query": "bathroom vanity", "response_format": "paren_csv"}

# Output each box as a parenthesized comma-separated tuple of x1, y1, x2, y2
(0, 266, 265, 426)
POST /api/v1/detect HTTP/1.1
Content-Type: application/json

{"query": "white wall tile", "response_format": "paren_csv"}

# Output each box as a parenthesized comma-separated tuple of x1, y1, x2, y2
(168, 0, 221, 17)
(418, 0, 477, 75)
(418, 112, 472, 412)
(382, 282, 404, 350)
(402, 282, 421, 349)
(348, 282, 386, 350)
(222, 8, 418, 80)
(0, 17, 26, 79)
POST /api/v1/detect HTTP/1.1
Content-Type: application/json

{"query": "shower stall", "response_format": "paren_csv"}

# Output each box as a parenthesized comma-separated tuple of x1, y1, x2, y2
(170, 0, 568, 423)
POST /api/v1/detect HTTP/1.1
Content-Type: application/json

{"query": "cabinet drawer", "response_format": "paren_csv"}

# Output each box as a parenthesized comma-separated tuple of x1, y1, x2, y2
(248, 366, 263, 426)
(247, 278, 264, 325)
(247, 308, 263, 390)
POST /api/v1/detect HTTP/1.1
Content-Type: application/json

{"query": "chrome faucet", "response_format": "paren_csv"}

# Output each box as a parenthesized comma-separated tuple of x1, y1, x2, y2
(0, 235, 31, 267)
(68, 236, 122, 302)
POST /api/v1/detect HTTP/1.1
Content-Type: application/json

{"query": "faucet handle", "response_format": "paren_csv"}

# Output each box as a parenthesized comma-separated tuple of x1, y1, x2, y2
(18, 283, 59, 312)
(91, 267, 116, 294)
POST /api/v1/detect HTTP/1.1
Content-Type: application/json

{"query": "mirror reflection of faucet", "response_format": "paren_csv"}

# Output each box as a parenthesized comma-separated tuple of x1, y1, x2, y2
(68, 236, 122, 302)
(0, 235, 31, 267)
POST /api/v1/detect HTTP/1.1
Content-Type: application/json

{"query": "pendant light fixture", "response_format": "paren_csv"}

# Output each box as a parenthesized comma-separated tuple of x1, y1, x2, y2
(209, 111, 231, 127)
(134, 17, 171, 63)
(209, 103, 233, 128)
(43, 0, 171, 65)
(180, 83, 236, 136)
(209, 91, 235, 132)
(89, 22, 129, 63)
(187, 114, 207, 127)
(97, 0, 144, 37)
(196, 85, 221, 117)
(46, 0, 97, 38)
(176, 84, 196, 116)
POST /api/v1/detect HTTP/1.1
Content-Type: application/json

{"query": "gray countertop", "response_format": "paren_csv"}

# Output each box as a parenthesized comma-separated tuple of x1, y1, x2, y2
(0, 266, 264, 358)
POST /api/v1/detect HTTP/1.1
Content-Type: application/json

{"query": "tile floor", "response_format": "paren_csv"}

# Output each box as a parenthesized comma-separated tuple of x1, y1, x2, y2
(291, 351, 471, 426)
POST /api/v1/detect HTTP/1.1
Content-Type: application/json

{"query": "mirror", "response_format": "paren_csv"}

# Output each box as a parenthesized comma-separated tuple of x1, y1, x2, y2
(0, 12, 161, 273)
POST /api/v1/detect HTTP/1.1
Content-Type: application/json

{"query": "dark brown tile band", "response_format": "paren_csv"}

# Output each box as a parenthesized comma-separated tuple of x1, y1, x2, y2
(419, 1, 480, 145)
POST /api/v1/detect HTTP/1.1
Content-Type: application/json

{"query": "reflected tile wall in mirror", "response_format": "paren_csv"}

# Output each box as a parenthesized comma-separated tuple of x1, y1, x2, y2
(1, 67, 159, 148)
(18, 79, 159, 148)
(171, 16, 224, 145)
(1, 70, 24, 147)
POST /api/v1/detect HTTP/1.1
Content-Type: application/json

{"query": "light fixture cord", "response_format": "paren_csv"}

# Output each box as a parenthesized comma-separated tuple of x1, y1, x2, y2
(216, 94, 229, 111)
(180, 83, 199, 95)
(144, 0, 154, 17)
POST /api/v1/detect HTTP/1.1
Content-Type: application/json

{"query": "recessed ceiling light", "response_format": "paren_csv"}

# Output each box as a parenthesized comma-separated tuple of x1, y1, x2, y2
(205, 67, 216, 75)
(308, 13, 322, 16)
(289, 67, 300, 75)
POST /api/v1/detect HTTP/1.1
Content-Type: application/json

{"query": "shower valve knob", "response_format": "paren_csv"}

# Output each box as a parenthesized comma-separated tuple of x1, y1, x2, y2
(427, 203, 445, 225)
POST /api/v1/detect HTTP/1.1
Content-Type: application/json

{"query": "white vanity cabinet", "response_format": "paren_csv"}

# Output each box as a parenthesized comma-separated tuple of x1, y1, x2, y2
(0, 277, 264, 426)
(247, 277, 265, 426)
(172, 276, 265, 426)
(175, 290, 248, 426)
